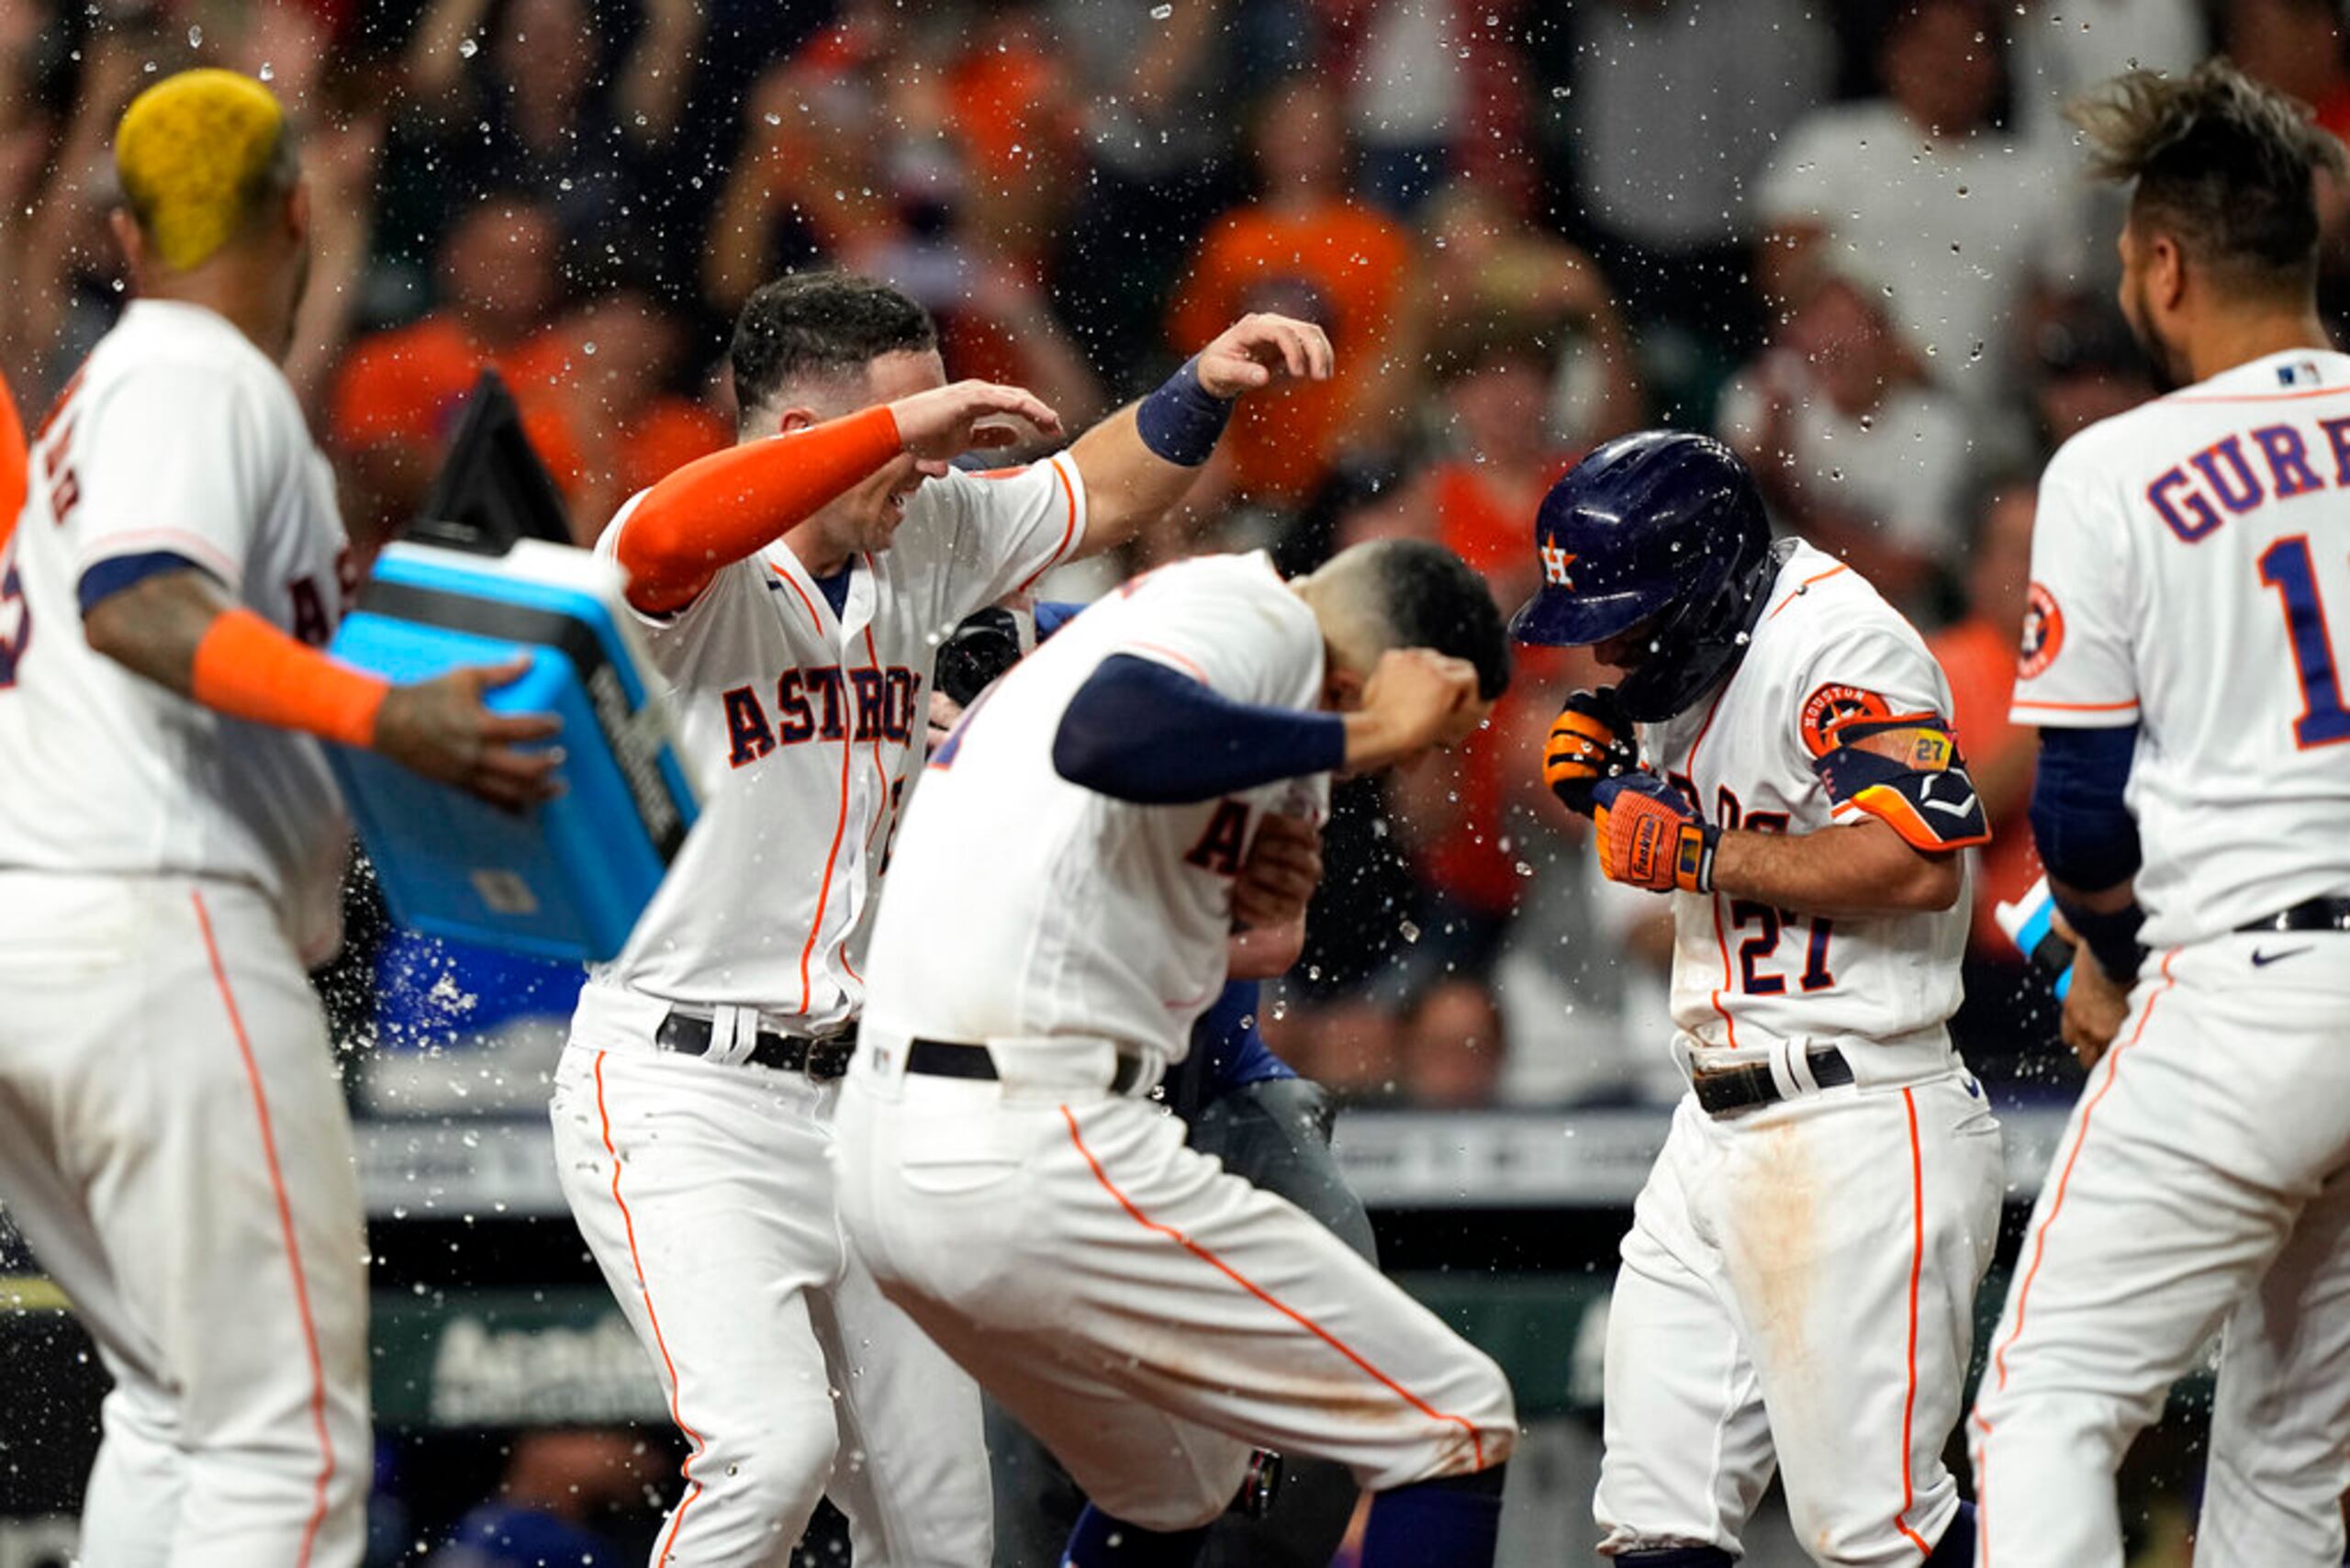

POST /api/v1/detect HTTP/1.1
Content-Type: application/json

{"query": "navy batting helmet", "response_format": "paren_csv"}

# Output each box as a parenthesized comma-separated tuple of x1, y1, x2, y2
(1511, 431, 1778, 722)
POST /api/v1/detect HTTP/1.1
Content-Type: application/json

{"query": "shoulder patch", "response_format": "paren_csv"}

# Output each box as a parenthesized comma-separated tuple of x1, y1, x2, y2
(1799, 682, 1892, 758)
(2018, 582, 2064, 679)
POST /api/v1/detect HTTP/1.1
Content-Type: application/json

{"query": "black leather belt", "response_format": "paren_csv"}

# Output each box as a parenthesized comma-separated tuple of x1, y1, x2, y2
(2236, 896, 2350, 935)
(655, 1014, 856, 1080)
(1690, 1045, 1853, 1117)
(907, 1037, 1150, 1096)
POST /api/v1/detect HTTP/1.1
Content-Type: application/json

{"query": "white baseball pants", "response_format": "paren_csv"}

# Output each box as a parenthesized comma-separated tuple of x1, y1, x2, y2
(0, 872, 369, 1568)
(549, 1039, 989, 1567)
(1597, 1066, 2003, 1565)
(833, 1043, 1517, 1535)
(1971, 932, 2350, 1568)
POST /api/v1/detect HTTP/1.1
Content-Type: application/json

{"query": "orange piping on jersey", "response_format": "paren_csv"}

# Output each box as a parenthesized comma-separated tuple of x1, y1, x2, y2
(768, 562, 825, 635)
(798, 719, 856, 1015)
(1681, 681, 1740, 1047)
(2164, 383, 2350, 404)
(1990, 949, 2179, 1395)
(1892, 1086, 1932, 1560)
(0, 369, 25, 555)
(1126, 642, 1211, 684)
(1059, 1103, 1495, 1473)
(1768, 564, 1849, 622)
(194, 890, 337, 1568)
(594, 1051, 707, 1563)
(1013, 456, 1081, 597)
(2009, 696, 2141, 714)
(860, 619, 892, 848)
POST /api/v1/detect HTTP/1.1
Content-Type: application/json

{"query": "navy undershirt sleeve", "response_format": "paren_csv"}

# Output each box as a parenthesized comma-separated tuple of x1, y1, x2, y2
(2029, 723, 2142, 892)
(75, 550, 209, 618)
(1052, 653, 1345, 804)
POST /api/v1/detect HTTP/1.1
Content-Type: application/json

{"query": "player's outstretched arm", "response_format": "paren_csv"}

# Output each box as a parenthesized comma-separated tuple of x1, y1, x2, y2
(1063, 312, 1333, 556)
(84, 567, 563, 809)
(616, 380, 1062, 614)
(1707, 820, 1961, 916)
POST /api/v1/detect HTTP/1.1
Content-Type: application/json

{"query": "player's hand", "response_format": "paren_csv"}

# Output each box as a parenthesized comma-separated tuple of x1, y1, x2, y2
(927, 689, 964, 751)
(1343, 649, 1485, 773)
(1228, 916, 1306, 980)
(1232, 813, 1322, 931)
(1543, 688, 1638, 817)
(890, 379, 1064, 461)
(1591, 772, 1717, 894)
(375, 658, 565, 812)
(2051, 910, 2133, 1070)
(1194, 313, 1335, 398)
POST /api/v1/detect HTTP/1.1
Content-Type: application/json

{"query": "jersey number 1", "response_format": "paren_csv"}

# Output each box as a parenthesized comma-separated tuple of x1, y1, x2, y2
(2259, 535, 2350, 749)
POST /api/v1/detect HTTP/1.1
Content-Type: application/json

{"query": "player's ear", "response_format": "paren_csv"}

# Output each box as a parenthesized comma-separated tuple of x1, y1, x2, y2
(108, 207, 150, 280)
(777, 405, 821, 435)
(1321, 663, 1365, 712)
(2150, 232, 2188, 312)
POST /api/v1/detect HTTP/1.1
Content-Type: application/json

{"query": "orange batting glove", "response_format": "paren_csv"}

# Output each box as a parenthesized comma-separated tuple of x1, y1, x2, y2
(1592, 772, 1718, 893)
(1542, 688, 1638, 817)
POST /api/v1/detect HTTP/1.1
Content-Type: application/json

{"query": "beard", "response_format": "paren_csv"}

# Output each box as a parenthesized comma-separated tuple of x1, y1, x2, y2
(2121, 274, 2188, 393)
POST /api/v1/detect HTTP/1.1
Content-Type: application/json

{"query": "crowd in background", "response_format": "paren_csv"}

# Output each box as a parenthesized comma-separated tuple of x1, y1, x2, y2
(7, 0, 2350, 1123)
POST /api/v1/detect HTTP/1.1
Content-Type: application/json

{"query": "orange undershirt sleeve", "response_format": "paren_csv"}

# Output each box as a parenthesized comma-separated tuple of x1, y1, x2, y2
(615, 404, 904, 614)
(190, 607, 390, 748)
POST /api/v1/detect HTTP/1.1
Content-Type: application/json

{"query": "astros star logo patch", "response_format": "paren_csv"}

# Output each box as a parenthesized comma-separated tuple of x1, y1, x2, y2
(1540, 544, 1577, 588)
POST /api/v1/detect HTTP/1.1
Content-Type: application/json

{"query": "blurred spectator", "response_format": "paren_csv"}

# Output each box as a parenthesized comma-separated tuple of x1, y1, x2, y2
(1418, 176, 1647, 456)
(941, 0, 1082, 268)
(427, 1428, 659, 1568)
(1320, 0, 1539, 216)
(1757, 0, 2081, 416)
(701, 6, 916, 315)
(1550, 0, 1833, 371)
(396, 0, 700, 277)
(330, 196, 583, 546)
(2227, 0, 2350, 142)
(1048, 0, 1290, 388)
(1168, 76, 1419, 509)
(507, 286, 730, 537)
(1718, 267, 1974, 607)
(2028, 306, 2157, 452)
(2009, 0, 2205, 162)
(1929, 475, 2049, 1071)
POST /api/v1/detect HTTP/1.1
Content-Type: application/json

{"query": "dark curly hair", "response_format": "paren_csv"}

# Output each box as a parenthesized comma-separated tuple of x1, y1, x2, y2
(728, 272, 939, 432)
(2068, 58, 2347, 296)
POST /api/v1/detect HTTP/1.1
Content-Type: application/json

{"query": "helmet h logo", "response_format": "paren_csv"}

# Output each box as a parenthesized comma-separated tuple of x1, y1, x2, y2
(1540, 544, 1578, 588)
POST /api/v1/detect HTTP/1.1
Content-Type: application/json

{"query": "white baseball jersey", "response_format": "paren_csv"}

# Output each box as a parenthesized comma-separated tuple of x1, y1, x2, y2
(861, 551, 1325, 1065)
(2012, 347, 2350, 946)
(0, 299, 353, 962)
(1641, 539, 1974, 1058)
(587, 451, 1086, 1024)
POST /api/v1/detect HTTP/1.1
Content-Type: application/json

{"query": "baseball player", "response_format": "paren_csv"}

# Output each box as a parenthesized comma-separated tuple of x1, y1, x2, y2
(1968, 62, 2350, 1567)
(930, 604, 1381, 1568)
(0, 71, 557, 1566)
(1514, 431, 2003, 1566)
(546, 272, 1338, 1564)
(834, 538, 1520, 1568)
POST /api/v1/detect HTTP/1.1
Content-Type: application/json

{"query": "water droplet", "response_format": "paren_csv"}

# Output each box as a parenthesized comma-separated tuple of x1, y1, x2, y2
(583, 341, 598, 356)
(1150, 2, 1172, 16)
(1399, 920, 1422, 944)
(257, 62, 274, 81)
(186, 23, 202, 45)
(765, 112, 782, 126)
(457, 36, 479, 58)
(1859, 414, 1874, 431)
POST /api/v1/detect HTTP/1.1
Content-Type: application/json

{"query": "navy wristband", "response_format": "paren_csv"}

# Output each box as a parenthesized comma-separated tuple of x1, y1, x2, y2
(1135, 356, 1234, 467)
(2055, 895, 2145, 982)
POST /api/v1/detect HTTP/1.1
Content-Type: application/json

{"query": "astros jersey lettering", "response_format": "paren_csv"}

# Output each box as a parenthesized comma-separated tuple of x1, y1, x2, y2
(2011, 348, 2350, 946)
(0, 299, 353, 960)
(1643, 538, 1974, 1060)
(861, 551, 1326, 1064)
(586, 452, 1085, 1024)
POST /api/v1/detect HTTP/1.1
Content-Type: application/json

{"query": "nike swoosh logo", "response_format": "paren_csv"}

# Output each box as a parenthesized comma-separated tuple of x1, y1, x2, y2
(2252, 946, 2312, 968)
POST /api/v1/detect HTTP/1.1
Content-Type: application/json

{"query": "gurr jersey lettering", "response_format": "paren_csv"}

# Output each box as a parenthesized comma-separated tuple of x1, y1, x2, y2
(2013, 349, 2350, 946)
(1645, 540, 1972, 1053)
(0, 300, 352, 960)
(590, 453, 1085, 1023)
(862, 552, 1326, 1063)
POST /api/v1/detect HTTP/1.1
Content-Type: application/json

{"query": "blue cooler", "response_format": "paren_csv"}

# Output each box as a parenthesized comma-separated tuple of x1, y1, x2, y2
(328, 539, 701, 963)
